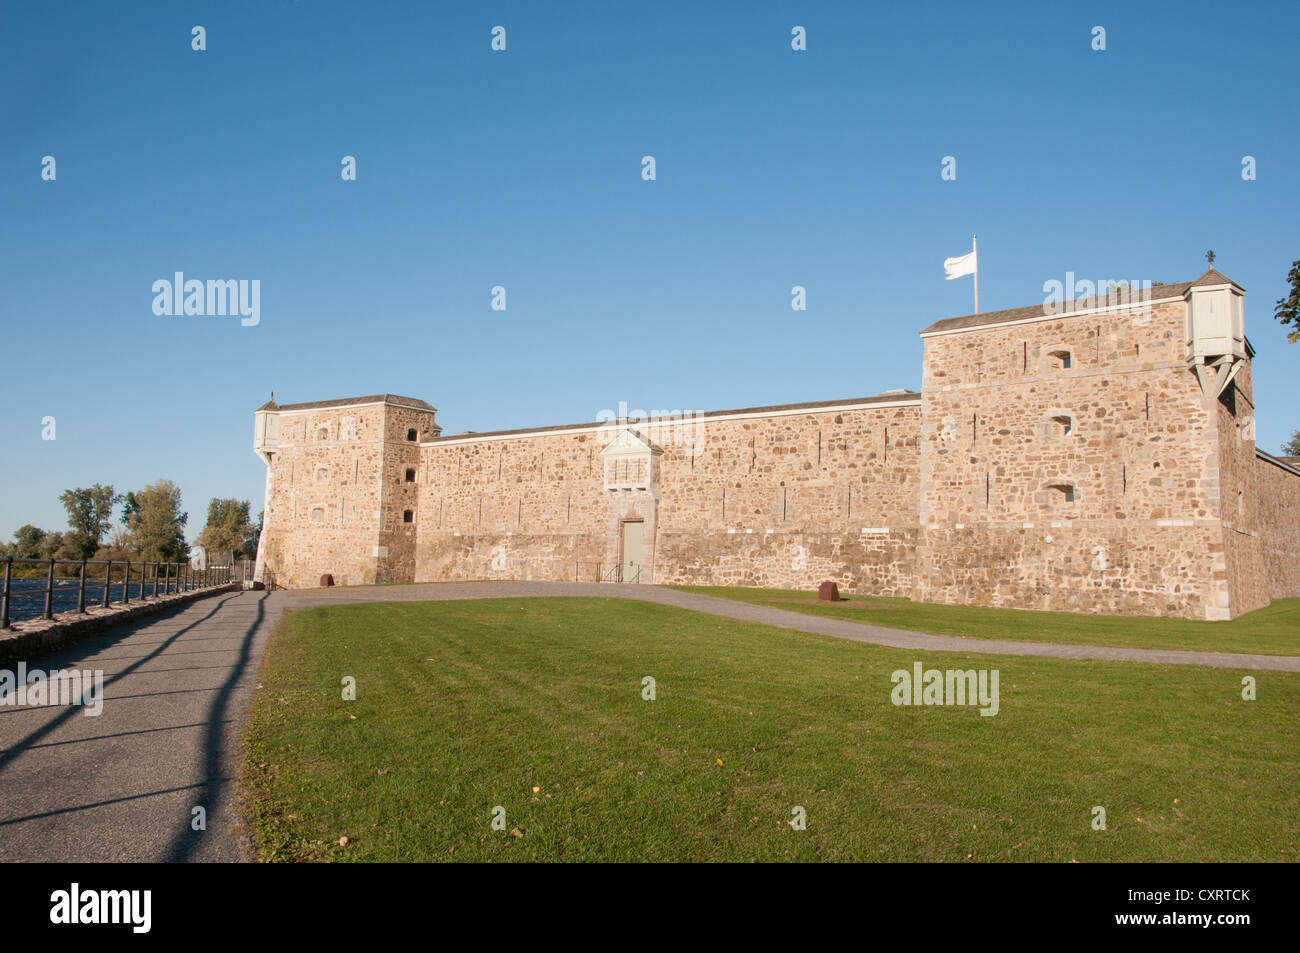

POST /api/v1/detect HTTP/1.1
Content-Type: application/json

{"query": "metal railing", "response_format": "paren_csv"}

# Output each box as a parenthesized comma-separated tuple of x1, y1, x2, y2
(0, 557, 232, 630)
(601, 565, 642, 584)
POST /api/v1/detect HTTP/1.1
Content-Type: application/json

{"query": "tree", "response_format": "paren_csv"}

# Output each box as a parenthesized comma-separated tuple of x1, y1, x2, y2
(1282, 431, 1300, 457)
(1276, 259, 1300, 344)
(58, 484, 121, 559)
(122, 480, 189, 562)
(39, 531, 67, 559)
(11, 525, 47, 559)
(196, 499, 255, 566)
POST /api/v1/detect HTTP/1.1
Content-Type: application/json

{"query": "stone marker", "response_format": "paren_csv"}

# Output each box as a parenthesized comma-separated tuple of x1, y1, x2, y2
(818, 580, 841, 601)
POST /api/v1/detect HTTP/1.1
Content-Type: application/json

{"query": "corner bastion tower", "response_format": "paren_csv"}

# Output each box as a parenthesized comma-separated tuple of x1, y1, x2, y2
(253, 268, 1300, 620)
(253, 395, 440, 586)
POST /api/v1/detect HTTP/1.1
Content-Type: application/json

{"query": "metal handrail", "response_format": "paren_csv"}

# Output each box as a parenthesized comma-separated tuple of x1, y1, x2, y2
(0, 557, 232, 630)
(601, 564, 643, 584)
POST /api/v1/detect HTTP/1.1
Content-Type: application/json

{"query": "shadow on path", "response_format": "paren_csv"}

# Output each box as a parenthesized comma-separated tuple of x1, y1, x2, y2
(163, 591, 266, 862)
(0, 592, 244, 773)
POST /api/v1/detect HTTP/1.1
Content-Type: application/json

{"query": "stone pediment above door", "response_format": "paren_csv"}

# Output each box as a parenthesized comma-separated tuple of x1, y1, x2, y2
(600, 427, 662, 491)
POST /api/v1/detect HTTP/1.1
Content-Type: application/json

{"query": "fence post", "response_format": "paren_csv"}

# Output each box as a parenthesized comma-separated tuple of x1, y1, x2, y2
(103, 560, 112, 608)
(123, 561, 130, 605)
(44, 559, 55, 619)
(78, 558, 87, 613)
(1, 556, 11, 629)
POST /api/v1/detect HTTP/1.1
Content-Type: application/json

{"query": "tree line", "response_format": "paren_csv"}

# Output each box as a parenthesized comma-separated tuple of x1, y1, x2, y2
(1, 480, 260, 573)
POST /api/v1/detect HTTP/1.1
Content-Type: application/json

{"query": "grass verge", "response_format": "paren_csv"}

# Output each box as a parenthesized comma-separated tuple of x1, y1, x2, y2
(241, 597, 1298, 861)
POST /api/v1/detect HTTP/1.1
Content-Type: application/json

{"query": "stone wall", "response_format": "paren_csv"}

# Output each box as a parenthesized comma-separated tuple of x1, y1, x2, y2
(414, 428, 609, 582)
(411, 399, 920, 591)
(251, 273, 1300, 621)
(259, 401, 436, 588)
(1257, 453, 1300, 601)
(376, 404, 438, 584)
(653, 401, 920, 591)
(1213, 360, 1268, 617)
(916, 298, 1234, 618)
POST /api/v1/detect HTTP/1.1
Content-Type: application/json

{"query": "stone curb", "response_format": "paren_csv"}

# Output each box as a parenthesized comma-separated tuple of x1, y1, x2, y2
(0, 584, 241, 665)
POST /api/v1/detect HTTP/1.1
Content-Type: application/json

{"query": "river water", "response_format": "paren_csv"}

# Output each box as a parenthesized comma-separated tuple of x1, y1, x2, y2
(2, 577, 193, 624)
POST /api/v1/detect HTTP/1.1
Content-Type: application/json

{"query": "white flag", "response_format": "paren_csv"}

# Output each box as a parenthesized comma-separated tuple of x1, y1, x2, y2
(944, 250, 977, 280)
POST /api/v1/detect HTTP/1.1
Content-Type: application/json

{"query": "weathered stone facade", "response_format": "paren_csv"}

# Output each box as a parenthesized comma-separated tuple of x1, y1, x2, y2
(252, 269, 1300, 619)
(253, 397, 439, 587)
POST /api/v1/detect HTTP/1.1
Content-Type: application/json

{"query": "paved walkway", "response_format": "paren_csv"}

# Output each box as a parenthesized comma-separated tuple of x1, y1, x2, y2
(0, 590, 281, 862)
(1, 582, 1295, 862)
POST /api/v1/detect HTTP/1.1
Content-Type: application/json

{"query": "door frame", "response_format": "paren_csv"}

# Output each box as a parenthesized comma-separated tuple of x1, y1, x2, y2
(619, 519, 645, 583)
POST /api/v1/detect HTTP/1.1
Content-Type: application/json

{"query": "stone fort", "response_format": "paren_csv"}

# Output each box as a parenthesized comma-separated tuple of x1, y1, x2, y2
(251, 268, 1300, 620)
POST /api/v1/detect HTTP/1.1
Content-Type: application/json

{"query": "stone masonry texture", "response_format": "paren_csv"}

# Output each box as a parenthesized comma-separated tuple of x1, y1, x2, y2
(252, 274, 1300, 620)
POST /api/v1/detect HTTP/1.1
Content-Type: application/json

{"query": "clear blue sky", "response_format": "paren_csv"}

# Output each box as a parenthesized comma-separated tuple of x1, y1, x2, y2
(2, 0, 1297, 543)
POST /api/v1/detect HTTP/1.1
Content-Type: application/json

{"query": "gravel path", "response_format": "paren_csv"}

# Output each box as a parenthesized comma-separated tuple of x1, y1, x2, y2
(283, 581, 1300, 672)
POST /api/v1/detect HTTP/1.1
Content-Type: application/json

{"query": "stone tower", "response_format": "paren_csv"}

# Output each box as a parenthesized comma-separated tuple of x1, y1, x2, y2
(252, 395, 439, 587)
(914, 269, 1262, 619)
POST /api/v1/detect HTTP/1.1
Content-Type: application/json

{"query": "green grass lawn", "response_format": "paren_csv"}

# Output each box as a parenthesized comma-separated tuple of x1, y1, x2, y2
(241, 597, 1299, 862)
(672, 587, 1300, 656)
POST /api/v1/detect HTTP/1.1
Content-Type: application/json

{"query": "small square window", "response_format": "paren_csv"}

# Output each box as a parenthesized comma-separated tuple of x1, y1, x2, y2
(402, 510, 414, 523)
(1048, 483, 1075, 504)
(1047, 349, 1072, 371)
(407, 428, 418, 441)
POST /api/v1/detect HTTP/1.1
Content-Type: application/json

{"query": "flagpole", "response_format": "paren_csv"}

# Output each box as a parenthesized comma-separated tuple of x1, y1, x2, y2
(973, 234, 979, 314)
